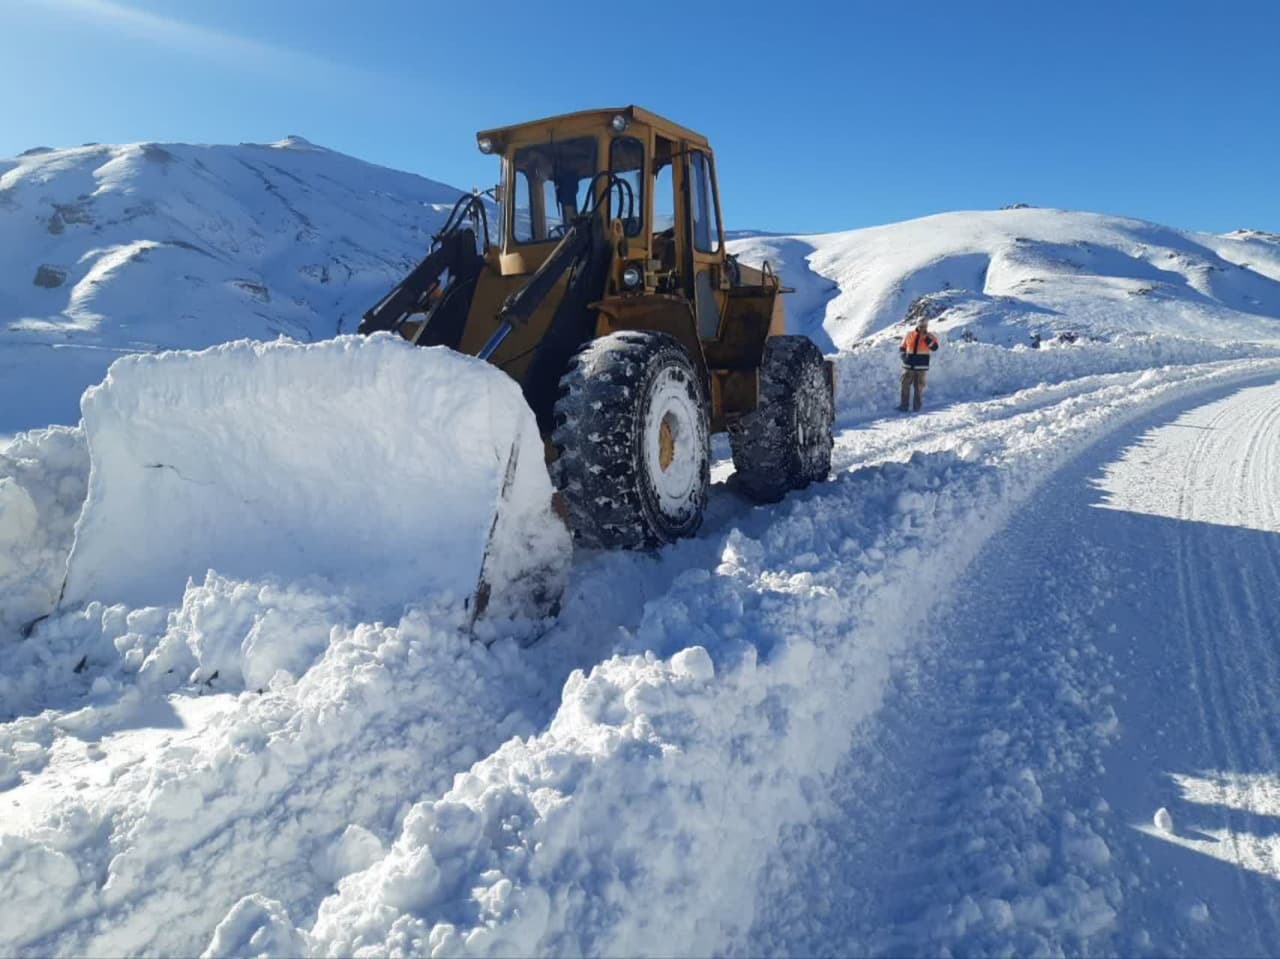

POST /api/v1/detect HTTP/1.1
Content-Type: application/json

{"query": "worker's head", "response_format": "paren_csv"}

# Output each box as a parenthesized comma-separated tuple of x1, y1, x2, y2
(916, 317, 930, 332)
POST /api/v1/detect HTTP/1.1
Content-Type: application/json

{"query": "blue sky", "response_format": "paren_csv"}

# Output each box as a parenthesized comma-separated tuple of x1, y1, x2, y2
(3, 0, 1277, 235)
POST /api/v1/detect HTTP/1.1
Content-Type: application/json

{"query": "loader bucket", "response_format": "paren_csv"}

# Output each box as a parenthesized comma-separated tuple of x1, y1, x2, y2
(60, 335, 570, 634)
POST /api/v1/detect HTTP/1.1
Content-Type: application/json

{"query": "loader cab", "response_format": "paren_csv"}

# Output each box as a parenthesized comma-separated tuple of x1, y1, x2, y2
(473, 106, 786, 431)
(479, 107, 755, 328)
(482, 111, 694, 254)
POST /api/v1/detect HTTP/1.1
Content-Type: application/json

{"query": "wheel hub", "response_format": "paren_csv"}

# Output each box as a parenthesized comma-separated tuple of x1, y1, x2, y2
(659, 414, 677, 472)
(644, 368, 704, 516)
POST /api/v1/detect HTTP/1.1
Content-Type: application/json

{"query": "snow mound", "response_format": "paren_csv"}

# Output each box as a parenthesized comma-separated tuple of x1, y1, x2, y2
(61, 335, 569, 628)
(0, 425, 89, 635)
(1, 574, 548, 957)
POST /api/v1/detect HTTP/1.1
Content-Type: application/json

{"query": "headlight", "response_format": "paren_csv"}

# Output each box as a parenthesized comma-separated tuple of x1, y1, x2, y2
(477, 136, 494, 154)
(621, 264, 643, 289)
(610, 114, 630, 133)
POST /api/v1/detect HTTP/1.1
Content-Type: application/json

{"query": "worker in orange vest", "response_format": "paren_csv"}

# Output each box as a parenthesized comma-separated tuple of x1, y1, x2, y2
(898, 317, 940, 411)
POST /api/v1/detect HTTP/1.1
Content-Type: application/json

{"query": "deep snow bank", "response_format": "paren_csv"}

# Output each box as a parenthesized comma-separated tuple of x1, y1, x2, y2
(830, 333, 1280, 422)
(62, 335, 569, 627)
(0, 426, 88, 634)
(0, 576, 550, 958)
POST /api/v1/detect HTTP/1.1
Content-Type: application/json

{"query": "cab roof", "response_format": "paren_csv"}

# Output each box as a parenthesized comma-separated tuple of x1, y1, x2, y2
(475, 106, 711, 152)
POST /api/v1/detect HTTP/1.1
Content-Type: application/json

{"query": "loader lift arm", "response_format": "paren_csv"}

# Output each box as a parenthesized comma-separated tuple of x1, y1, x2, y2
(357, 193, 490, 346)
(479, 217, 594, 359)
(480, 173, 634, 360)
(363, 175, 628, 389)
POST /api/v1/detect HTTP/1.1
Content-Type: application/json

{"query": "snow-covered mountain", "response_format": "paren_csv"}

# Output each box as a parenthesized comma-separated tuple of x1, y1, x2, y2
(5, 137, 1280, 439)
(0, 137, 462, 432)
(3, 140, 1280, 957)
(729, 209, 1280, 352)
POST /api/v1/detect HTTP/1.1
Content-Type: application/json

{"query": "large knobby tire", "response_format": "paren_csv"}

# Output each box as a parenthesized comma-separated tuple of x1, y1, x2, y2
(729, 336, 834, 503)
(551, 331, 710, 549)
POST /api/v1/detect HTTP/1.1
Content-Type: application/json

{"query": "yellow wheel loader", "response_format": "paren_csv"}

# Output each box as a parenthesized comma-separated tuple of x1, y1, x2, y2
(360, 106, 836, 547)
(47, 107, 834, 636)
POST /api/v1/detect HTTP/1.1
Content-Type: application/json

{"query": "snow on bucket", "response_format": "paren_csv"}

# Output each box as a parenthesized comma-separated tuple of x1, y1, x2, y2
(61, 335, 570, 629)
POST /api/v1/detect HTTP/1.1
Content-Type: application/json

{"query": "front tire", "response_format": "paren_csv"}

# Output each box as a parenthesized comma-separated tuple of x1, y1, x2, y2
(551, 331, 710, 548)
(729, 336, 834, 503)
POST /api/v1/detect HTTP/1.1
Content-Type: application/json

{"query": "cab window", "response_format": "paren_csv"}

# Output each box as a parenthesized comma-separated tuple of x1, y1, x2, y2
(609, 136, 644, 237)
(654, 160, 675, 233)
(690, 149, 721, 254)
(511, 136, 598, 243)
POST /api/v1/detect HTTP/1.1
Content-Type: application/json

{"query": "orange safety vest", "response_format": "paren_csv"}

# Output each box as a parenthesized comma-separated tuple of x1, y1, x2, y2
(900, 329, 938, 369)
(901, 330, 937, 354)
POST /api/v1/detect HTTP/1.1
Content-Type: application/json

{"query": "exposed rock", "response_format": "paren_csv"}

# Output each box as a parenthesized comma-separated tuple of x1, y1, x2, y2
(47, 201, 94, 235)
(903, 291, 956, 326)
(33, 265, 67, 289)
(143, 144, 175, 164)
(234, 280, 271, 303)
(1228, 228, 1280, 241)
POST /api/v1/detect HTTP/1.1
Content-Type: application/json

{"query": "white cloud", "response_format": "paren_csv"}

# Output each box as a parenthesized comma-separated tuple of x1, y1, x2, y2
(33, 0, 372, 86)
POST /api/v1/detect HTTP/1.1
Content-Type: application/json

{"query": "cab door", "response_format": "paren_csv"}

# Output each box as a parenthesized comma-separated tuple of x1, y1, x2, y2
(684, 147, 727, 340)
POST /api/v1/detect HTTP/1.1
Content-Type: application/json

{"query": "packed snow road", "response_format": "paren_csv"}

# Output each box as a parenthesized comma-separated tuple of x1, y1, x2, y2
(750, 375, 1280, 957)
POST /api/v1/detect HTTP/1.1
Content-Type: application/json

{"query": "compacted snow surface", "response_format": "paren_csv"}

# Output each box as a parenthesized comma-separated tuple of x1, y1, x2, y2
(3, 139, 1280, 957)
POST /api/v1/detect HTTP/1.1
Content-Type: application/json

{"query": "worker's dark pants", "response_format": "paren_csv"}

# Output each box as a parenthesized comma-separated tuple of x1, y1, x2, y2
(900, 368, 928, 410)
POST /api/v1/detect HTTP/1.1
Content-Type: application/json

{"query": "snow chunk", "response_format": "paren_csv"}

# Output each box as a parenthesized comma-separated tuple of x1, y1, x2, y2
(61, 335, 570, 626)
(1153, 806, 1174, 833)
(671, 645, 715, 682)
(168, 572, 353, 691)
(0, 426, 89, 634)
(202, 894, 308, 958)
(311, 824, 385, 884)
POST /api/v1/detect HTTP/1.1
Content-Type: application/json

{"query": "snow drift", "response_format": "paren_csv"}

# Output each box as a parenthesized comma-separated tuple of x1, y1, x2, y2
(61, 335, 570, 629)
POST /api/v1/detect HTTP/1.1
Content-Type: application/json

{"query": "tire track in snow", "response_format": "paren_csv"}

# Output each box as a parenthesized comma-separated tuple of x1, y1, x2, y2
(749, 371, 1280, 957)
(1169, 417, 1256, 944)
(1164, 382, 1280, 946)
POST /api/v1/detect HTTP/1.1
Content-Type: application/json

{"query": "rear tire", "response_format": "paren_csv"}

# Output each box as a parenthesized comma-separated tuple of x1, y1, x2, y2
(729, 336, 834, 503)
(551, 331, 710, 548)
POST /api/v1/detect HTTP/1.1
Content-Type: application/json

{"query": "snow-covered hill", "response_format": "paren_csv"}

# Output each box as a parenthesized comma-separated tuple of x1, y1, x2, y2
(1, 137, 462, 432)
(3, 140, 1280, 957)
(725, 210, 1280, 423)
(729, 209, 1280, 351)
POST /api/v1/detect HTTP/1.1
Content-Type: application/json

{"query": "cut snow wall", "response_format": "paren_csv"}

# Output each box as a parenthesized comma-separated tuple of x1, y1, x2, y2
(0, 426, 89, 634)
(61, 336, 570, 625)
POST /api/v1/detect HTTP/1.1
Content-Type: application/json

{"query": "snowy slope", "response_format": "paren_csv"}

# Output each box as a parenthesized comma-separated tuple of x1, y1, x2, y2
(729, 209, 1280, 350)
(3, 141, 1280, 957)
(0, 138, 462, 431)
